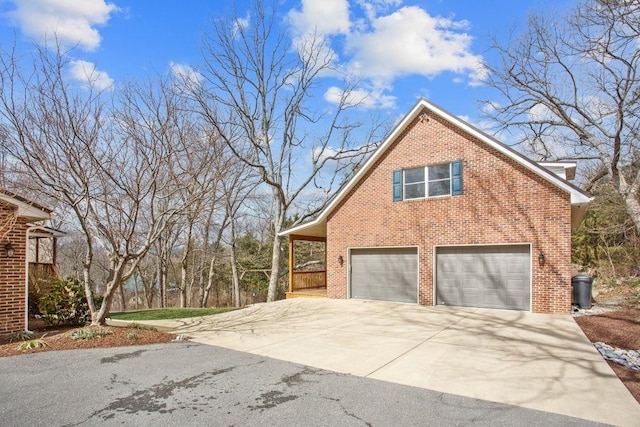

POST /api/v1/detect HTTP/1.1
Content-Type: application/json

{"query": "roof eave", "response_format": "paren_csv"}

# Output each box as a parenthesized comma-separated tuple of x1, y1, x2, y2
(0, 193, 52, 221)
(279, 218, 327, 238)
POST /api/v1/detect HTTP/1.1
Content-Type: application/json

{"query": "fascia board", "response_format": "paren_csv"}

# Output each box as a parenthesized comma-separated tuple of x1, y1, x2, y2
(0, 194, 51, 220)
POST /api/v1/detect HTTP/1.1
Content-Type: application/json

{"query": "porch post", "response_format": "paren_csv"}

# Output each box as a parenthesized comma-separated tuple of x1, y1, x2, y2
(288, 234, 294, 293)
(324, 237, 327, 290)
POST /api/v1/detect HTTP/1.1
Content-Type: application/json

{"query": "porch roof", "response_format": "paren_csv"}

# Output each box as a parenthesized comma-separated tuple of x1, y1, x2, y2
(285, 218, 327, 238)
(28, 225, 66, 238)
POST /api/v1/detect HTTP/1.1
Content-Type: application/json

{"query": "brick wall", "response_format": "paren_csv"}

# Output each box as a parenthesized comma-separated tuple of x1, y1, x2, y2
(326, 109, 572, 314)
(0, 203, 28, 334)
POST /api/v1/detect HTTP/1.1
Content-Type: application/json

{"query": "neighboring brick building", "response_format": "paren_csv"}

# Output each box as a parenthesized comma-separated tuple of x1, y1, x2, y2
(0, 191, 54, 334)
(282, 99, 592, 314)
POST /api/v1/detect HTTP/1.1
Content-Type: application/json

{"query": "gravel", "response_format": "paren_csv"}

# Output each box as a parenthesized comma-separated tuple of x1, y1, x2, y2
(594, 342, 640, 371)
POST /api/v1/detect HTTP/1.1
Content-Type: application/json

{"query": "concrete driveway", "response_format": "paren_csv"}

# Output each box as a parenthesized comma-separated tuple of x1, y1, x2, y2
(112, 298, 640, 426)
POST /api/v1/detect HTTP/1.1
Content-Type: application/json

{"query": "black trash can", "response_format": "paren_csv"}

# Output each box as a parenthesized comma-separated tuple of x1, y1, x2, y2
(572, 275, 593, 309)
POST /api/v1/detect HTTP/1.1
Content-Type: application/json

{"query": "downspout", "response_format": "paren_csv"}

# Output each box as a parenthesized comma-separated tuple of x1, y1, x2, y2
(24, 225, 40, 332)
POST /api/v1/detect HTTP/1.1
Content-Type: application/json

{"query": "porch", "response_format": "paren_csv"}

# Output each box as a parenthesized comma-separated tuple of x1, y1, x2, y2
(286, 234, 327, 299)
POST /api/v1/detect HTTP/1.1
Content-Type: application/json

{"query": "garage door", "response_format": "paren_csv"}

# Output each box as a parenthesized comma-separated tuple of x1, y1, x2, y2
(436, 245, 530, 310)
(350, 247, 418, 303)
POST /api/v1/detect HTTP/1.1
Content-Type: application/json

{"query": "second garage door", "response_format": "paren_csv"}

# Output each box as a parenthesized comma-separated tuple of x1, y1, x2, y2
(350, 247, 418, 303)
(436, 245, 531, 310)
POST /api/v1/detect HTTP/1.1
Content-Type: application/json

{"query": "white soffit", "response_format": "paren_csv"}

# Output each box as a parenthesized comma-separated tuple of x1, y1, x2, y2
(0, 194, 51, 220)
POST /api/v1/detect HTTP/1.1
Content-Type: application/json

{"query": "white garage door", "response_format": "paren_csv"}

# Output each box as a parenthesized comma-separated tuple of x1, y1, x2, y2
(436, 245, 530, 310)
(350, 247, 418, 303)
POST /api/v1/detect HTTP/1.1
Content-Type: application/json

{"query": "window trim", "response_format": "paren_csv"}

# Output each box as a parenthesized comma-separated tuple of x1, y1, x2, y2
(403, 167, 426, 200)
(403, 163, 451, 200)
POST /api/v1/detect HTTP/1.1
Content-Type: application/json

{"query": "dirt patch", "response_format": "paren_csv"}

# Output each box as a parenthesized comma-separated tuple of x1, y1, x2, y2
(574, 308, 640, 404)
(592, 277, 640, 307)
(0, 324, 175, 358)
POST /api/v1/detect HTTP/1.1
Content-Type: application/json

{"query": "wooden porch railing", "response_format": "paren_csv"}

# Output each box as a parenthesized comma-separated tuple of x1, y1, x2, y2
(291, 270, 326, 292)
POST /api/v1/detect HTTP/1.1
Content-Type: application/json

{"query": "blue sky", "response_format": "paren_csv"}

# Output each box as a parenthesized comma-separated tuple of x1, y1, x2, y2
(0, 0, 577, 136)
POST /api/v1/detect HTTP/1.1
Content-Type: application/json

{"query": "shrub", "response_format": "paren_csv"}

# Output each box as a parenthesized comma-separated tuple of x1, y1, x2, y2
(126, 332, 138, 340)
(65, 327, 112, 340)
(9, 330, 34, 342)
(38, 277, 100, 326)
(15, 334, 48, 351)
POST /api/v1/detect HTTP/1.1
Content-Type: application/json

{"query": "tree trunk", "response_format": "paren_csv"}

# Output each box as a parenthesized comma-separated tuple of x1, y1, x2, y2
(179, 287, 187, 308)
(267, 197, 285, 302)
(229, 218, 241, 308)
(160, 260, 168, 308)
(267, 232, 283, 302)
(201, 252, 218, 307)
(623, 193, 640, 236)
(179, 225, 193, 308)
(92, 259, 127, 325)
(197, 269, 205, 308)
(133, 277, 140, 309)
(118, 283, 127, 312)
(82, 258, 96, 322)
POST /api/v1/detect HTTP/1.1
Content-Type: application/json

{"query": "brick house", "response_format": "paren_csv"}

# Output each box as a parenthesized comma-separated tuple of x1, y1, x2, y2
(0, 190, 58, 334)
(281, 99, 592, 314)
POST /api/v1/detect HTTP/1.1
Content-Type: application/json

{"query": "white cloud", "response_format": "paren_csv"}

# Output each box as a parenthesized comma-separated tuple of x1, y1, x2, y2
(481, 101, 501, 115)
(232, 11, 250, 39)
(528, 103, 557, 122)
(4, 0, 118, 51)
(286, 1, 487, 110)
(287, 0, 349, 70)
(69, 60, 113, 91)
(345, 6, 487, 85)
(288, 0, 351, 37)
(170, 62, 203, 91)
(324, 85, 395, 109)
(354, 0, 402, 23)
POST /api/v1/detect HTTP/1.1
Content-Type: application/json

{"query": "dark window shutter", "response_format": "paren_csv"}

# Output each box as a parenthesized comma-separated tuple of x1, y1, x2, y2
(451, 160, 463, 195)
(393, 169, 403, 201)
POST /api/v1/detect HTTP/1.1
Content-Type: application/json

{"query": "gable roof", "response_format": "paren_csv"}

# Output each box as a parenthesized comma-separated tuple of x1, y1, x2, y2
(281, 98, 593, 237)
(0, 189, 52, 221)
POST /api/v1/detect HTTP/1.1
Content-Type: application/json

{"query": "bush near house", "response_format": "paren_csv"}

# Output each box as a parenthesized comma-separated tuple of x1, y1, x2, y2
(38, 277, 102, 326)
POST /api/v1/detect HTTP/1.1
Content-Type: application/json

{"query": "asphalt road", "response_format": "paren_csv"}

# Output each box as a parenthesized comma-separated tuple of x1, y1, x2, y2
(0, 342, 604, 426)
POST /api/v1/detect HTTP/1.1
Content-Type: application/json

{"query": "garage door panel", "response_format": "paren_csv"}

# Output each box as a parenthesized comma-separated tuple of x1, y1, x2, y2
(436, 245, 530, 311)
(461, 291, 481, 305)
(506, 262, 527, 274)
(350, 247, 417, 304)
(506, 278, 526, 290)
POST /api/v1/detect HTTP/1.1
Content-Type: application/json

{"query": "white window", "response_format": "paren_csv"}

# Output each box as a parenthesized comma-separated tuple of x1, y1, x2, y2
(403, 163, 451, 199)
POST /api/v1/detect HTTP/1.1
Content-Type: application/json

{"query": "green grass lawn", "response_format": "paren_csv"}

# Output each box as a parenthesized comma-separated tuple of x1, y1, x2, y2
(109, 307, 238, 321)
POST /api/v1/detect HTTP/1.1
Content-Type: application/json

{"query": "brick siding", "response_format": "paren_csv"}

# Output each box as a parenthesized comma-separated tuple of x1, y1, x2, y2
(326, 109, 572, 314)
(0, 203, 28, 334)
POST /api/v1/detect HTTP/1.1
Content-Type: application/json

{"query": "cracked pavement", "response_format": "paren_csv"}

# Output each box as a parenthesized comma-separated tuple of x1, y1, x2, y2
(0, 342, 605, 426)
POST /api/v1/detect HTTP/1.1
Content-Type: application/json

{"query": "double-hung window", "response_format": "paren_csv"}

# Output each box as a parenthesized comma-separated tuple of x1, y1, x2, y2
(404, 167, 425, 199)
(393, 160, 463, 201)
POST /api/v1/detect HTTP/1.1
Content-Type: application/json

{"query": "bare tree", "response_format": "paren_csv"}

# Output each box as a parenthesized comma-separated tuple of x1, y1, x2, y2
(0, 199, 17, 241)
(483, 0, 640, 232)
(0, 42, 214, 324)
(193, 1, 381, 301)
(167, 134, 225, 308)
